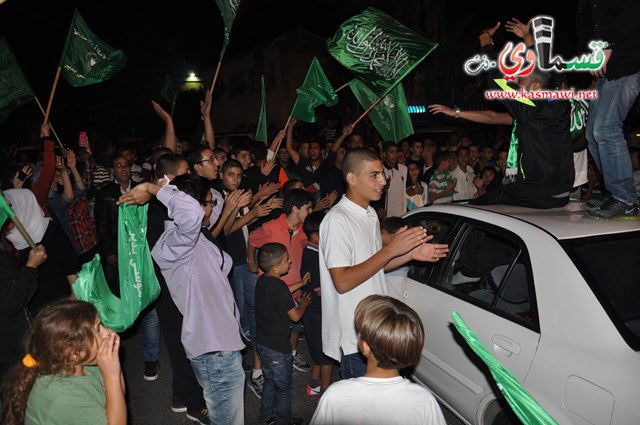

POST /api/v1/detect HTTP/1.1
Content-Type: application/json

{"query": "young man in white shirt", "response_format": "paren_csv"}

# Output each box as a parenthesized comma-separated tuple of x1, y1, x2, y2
(319, 148, 448, 378)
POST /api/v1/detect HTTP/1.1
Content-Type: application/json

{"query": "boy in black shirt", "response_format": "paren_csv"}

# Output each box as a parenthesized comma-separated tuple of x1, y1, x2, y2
(255, 243, 312, 425)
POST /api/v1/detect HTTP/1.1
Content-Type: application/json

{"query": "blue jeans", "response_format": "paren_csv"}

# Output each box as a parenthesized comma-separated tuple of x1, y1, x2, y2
(586, 71, 640, 205)
(340, 349, 367, 379)
(256, 344, 292, 425)
(142, 308, 160, 362)
(230, 263, 257, 339)
(190, 351, 245, 425)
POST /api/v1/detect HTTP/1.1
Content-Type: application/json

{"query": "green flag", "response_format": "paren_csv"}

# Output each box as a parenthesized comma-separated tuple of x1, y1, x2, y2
(290, 57, 338, 123)
(327, 8, 438, 98)
(73, 204, 160, 332)
(160, 74, 180, 109)
(452, 312, 558, 425)
(255, 75, 268, 143)
(348, 78, 413, 142)
(214, 0, 241, 61)
(0, 192, 16, 228)
(0, 39, 34, 124)
(59, 8, 127, 87)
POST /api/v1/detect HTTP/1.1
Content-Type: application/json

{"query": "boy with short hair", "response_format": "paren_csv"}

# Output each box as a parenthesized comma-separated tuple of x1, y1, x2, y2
(429, 152, 457, 204)
(310, 295, 446, 425)
(247, 188, 314, 396)
(300, 211, 335, 397)
(256, 242, 312, 425)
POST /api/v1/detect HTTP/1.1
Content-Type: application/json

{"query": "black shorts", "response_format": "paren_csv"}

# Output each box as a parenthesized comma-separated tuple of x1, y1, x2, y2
(302, 308, 335, 366)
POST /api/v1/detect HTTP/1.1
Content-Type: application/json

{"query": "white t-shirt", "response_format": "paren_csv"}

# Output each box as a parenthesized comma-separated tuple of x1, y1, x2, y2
(451, 165, 478, 201)
(310, 376, 446, 425)
(384, 163, 408, 217)
(320, 195, 387, 359)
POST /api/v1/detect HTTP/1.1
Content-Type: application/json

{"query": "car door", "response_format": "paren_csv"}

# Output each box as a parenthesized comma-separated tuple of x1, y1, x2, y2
(395, 212, 541, 424)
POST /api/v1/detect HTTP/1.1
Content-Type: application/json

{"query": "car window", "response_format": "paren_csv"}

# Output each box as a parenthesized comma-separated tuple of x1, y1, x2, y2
(447, 226, 536, 328)
(406, 215, 457, 284)
(407, 213, 537, 329)
(561, 231, 640, 351)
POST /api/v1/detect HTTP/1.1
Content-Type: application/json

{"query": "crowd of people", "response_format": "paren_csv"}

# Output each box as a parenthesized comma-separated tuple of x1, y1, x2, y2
(1, 3, 640, 424)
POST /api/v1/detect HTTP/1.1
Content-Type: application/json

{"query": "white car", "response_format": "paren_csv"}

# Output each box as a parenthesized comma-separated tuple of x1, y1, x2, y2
(387, 201, 640, 425)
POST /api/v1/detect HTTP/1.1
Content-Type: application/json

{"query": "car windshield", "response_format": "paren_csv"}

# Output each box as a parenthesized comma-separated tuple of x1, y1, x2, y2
(561, 231, 640, 351)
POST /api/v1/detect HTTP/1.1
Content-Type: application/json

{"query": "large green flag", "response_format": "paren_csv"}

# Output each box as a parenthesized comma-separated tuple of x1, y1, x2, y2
(348, 78, 413, 142)
(290, 57, 338, 123)
(255, 75, 268, 143)
(0, 191, 16, 228)
(214, 0, 241, 61)
(59, 8, 127, 87)
(452, 312, 558, 425)
(0, 39, 34, 124)
(73, 204, 160, 332)
(327, 8, 438, 98)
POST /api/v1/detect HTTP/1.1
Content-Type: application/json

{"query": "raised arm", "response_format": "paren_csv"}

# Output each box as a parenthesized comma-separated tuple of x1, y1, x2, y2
(505, 18, 534, 48)
(331, 124, 353, 152)
(66, 149, 85, 191)
(428, 104, 513, 125)
(286, 118, 300, 165)
(200, 89, 215, 150)
(152, 100, 178, 153)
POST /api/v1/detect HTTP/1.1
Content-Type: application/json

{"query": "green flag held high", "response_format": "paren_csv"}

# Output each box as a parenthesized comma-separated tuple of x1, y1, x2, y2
(255, 75, 268, 143)
(348, 78, 413, 142)
(327, 8, 438, 98)
(0, 192, 16, 229)
(290, 57, 338, 123)
(73, 204, 160, 332)
(214, 0, 241, 61)
(59, 9, 127, 87)
(0, 39, 34, 124)
(451, 312, 558, 425)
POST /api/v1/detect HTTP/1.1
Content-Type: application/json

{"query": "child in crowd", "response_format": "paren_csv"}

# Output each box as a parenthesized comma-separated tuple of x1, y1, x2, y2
(300, 211, 335, 397)
(310, 295, 446, 425)
(248, 188, 314, 398)
(406, 162, 429, 210)
(255, 243, 312, 425)
(2, 300, 126, 425)
(429, 152, 457, 204)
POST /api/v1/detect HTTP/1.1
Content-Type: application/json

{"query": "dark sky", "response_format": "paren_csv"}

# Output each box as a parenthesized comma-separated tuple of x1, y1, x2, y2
(0, 0, 578, 142)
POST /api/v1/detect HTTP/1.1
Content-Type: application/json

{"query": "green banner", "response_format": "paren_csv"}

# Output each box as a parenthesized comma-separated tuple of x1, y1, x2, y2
(214, 0, 241, 61)
(327, 8, 438, 98)
(60, 8, 127, 87)
(160, 74, 180, 109)
(290, 57, 338, 123)
(452, 312, 558, 425)
(348, 78, 413, 142)
(0, 192, 16, 228)
(0, 39, 34, 124)
(73, 204, 160, 332)
(255, 75, 268, 143)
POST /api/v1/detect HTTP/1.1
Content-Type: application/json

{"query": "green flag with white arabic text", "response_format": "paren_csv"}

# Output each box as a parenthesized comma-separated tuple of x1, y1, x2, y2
(290, 57, 338, 123)
(214, 0, 241, 61)
(73, 204, 160, 332)
(59, 9, 127, 87)
(327, 8, 438, 98)
(348, 78, 413, 142)
(0, 39, 34, 124)
(452, 312, 558, 425)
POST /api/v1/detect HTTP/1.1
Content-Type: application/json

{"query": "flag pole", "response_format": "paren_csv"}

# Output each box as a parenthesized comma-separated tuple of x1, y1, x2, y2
(34, 96, 64, 150)
(273, 115, 292, 154)
(0, 190, 38, 250)
(43, 67, 62, 125)
(210, 61, 223, 92)
(335, 82, 349, 92)
(351, 96, 384, 127)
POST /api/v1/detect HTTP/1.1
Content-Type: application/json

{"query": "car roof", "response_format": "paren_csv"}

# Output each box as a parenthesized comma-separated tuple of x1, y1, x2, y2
(410, 201, 640, 240)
